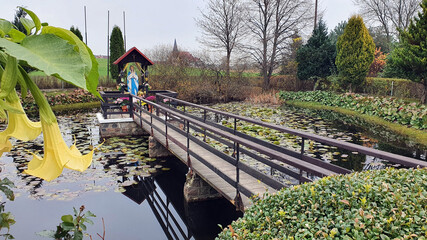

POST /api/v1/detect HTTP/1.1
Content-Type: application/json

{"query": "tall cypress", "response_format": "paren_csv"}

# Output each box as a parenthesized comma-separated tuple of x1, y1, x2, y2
(336, 15, 375, 92)
(109, 26, 125, 80)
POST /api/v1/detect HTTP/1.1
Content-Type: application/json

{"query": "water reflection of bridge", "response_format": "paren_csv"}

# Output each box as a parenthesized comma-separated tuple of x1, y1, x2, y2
(120, 159, 241, 240)
(100, 91, 427, 211)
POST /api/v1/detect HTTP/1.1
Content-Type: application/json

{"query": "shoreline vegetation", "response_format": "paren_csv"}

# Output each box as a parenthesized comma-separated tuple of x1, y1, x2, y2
(283, 100, 427, 148)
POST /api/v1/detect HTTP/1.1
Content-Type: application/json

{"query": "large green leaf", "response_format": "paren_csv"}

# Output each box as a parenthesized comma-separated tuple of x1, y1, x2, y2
(42, 26, 92, 75)
(0, 19, 12, 37)
(85, 45, 101, 98)
(20, 17, 35, 35)
(41, 26, 100, 97)
(0, 34, 87, 90)
(0, 55, 18, 98)
(22, 8, 41, 33)
(7, 29, 26, 43)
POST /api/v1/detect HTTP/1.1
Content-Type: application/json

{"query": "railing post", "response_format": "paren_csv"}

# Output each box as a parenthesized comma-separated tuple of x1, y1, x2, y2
(186, 120, 192, 170)
(203, 109, 207, 142)
(150, 102, 153, 136)
(234, 143, 243, 211)
(301, 137, 305, 155)
(139, 98, 142, 126)
(165, 111, 168, 148)
(129, 94, 133, 118)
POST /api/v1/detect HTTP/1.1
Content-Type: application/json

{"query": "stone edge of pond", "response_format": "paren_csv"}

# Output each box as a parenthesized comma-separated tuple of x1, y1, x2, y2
(284, 100, 427, 148)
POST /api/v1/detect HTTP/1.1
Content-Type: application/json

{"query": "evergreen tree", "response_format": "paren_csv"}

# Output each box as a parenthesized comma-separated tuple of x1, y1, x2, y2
(109, 26, 125, 80)
(383, 0, 427, 103)
(296, 19, 335, 90)
(12, 7, 27, 35)
(70, 26, 83, 41)
(336, 15, 375, 92)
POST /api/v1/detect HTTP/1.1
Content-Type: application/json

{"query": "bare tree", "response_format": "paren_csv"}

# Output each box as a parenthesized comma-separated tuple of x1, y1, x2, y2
(245, 0, 313, 89)
(353, 0, 421, 40)
(196, 0, 245, 77)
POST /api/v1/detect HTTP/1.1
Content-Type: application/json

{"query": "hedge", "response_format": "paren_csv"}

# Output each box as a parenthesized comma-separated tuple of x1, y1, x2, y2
(217, 168, 427, 239)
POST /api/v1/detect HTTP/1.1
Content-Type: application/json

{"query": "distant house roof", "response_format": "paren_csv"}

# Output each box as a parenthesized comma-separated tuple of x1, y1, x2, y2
(113, 47, 154, 71)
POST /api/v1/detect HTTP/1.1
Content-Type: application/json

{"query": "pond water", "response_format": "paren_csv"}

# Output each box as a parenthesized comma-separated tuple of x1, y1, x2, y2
(0, 102, 425, 239)
(0, 113, 241, 239)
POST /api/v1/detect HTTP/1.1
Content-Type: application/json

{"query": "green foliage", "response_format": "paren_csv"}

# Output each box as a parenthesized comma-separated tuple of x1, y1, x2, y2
(109, 26, 125, 80)
(336, 15, 375, 91)
(279, 91, 427, 129)
(217, 168, 427, 239)
(329, 21, 347, 46)
(0, 7, 100, 99)
(364, 77, 423, 99)
(296, 19, 335, 84)
(11, 7, 27, 35)
(0, 178, 15, 240)
(383, 0, 427, 103)
(38, 205, 96, 240)
(69, 26, 83, 41)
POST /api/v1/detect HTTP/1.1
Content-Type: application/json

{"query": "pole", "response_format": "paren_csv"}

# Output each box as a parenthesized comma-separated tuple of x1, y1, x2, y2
(314, 0, 318, 29)
(84, 6, 88, 45)
(107, 10, 110, 82)
(123, 11, 127, 51)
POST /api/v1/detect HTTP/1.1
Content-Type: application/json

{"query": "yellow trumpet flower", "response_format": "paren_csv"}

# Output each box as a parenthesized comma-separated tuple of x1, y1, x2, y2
(0, 98, 42, 156)
(24, 118, 99, 181)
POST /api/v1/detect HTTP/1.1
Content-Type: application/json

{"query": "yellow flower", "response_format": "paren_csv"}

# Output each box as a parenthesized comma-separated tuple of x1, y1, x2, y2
(0, 99, 41, 156)
(24, 118, 99, 181)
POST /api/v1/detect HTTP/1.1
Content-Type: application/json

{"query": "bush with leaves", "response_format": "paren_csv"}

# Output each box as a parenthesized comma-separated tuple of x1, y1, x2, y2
(217, 168, 427, 239)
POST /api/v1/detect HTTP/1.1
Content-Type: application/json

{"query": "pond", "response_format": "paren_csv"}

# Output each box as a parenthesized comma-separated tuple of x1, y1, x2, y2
(0, 113, 241, 239)
(0, 102, 425, 239)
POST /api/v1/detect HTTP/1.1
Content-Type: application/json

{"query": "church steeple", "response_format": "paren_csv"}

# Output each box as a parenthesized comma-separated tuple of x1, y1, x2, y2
(173, 39, 178, 53)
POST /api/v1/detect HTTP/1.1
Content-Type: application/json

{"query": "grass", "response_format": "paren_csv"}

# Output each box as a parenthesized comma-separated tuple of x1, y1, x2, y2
(285, 100, 427, 147)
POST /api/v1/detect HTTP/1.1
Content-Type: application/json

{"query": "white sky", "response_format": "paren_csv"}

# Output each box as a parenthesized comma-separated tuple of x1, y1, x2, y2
(0, 0, 358, 56)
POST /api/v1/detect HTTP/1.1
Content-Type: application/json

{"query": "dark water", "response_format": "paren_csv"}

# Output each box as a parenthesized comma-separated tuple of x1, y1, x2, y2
(0, 113, 241, 239)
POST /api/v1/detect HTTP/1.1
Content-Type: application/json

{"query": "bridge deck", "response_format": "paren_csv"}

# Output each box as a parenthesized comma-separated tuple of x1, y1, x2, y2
(134, 113, 276, 208)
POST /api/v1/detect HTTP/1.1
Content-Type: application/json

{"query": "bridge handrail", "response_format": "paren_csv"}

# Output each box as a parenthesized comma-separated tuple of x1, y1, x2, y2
(154, 93, 427, 168)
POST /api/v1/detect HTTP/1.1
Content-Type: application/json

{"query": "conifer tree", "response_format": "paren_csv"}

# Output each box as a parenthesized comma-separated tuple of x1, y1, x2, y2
(385, 0, 427, 103)
(336, 15, 375, 92)
(109, 26, 125, 80)
(296, 19, 335, 89)
(70, 26, 83, 41)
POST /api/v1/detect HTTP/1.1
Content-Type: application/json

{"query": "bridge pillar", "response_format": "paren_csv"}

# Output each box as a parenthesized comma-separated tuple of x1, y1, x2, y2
(148, 136, 173, 158)
(184, 172, 222, 202)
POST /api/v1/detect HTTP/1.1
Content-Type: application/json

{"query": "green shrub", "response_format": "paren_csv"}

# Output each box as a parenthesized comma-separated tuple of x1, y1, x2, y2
(364, 77, 424, 99)
(217, 168, 427, 239)
(278, 91, 427, 129)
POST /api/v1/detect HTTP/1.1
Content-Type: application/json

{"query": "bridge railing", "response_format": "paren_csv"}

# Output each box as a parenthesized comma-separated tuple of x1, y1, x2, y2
(154, 93, 427, 169)
(131, 93, 426, 205)
(100, 91, 133, 119)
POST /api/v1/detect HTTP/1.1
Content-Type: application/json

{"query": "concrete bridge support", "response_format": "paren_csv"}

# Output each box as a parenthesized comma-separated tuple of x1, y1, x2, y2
(183, 172, 222, 203)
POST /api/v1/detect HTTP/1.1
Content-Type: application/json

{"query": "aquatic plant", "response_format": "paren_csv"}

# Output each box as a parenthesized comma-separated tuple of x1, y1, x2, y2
(38, 205, 97, 240)
(279, 91, 427, 130)
(0, 8, 100, 181)
(217, 168, 427, 239)
(0, 178, 15, 239)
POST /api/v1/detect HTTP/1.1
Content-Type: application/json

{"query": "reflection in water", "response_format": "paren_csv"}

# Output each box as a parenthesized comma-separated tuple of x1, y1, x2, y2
(1, 113, 240, 239)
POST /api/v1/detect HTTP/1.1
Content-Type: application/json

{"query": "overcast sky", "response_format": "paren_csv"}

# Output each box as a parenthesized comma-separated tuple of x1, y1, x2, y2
(0, 0, 358, 56)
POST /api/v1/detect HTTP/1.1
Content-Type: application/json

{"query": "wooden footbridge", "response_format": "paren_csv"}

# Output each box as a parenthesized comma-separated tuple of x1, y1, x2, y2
(100, 91, 427, 210)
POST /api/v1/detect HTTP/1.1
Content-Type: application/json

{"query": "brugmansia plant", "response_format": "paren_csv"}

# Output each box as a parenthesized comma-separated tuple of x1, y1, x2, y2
(0, 7, 101, 181)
